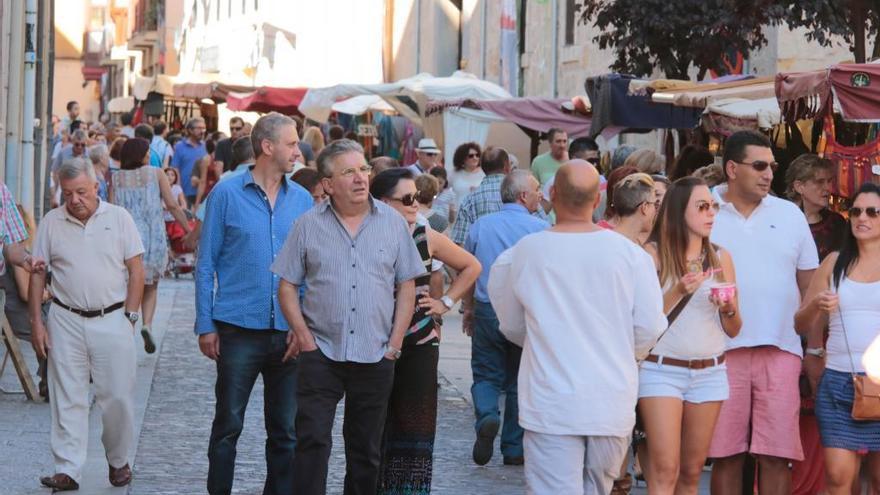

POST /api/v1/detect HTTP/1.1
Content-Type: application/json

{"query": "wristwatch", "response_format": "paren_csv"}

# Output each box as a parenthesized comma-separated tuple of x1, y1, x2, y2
(806, 347, 826, 358)
(386, 345, 402, 359)
(125, 311, 140, 324)
(440, 295, 455, 310)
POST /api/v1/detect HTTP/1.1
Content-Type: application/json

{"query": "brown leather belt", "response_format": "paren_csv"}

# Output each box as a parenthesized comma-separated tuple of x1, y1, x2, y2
(644, 353, 725, 370)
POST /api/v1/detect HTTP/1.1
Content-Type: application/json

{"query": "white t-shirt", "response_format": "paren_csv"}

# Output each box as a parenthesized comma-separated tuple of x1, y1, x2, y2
(488, 230, 667, 437)
(710, 185, 819, 357)
(450, 168, 485, 208)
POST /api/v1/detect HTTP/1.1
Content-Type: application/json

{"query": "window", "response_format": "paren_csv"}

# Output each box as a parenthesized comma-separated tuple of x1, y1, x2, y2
(565, 0, 577, 46)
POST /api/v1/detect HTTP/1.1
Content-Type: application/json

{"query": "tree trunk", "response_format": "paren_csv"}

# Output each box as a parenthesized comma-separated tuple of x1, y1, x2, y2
(853, 0, 867, 63)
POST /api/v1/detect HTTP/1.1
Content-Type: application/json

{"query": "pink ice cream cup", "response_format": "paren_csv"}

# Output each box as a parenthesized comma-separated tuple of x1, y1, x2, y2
(711, 283, 736, 303)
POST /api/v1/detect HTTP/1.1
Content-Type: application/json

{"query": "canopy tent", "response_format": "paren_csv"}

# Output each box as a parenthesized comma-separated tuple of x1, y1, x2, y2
(776, 63, 880, 123)
(299, 71, 512, 124)
(650, 77, 776, 108)
(702, 97, 781, 136)
(584, 73, 704, 138)
(107, 96, 135, 113)
(331, 95, 395, 115)
(225, 87, 309, 114)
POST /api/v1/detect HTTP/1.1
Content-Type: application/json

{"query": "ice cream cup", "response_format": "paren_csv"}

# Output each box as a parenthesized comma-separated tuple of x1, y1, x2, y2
(710, 283, 736, 303)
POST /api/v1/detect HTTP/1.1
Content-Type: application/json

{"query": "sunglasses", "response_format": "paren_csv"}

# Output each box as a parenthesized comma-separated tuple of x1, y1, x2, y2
(389, 193, 418, 206)
(618, 173, 655, 188)
(467, 152, 480, 158)
(736, 160, 778, 172)
(230, 126, 243, 132)
(586, 157, 600, 165)
(696, 200, 720, 213)
(849, 206, 880, 218)
(72, 142, 85, 147)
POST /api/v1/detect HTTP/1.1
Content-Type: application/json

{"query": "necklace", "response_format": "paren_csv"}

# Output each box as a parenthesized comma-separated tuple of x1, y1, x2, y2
(686, 251, 705, 274)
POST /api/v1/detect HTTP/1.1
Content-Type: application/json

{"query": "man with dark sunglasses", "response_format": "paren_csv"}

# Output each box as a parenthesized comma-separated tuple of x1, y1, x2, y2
(708, 130, 819, 495)
(214, 116, 247, 173)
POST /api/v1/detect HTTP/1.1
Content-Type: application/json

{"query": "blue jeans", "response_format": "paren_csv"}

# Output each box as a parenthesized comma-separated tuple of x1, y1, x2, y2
(207, 322, 297, 495)
(470, 301, 523, 457)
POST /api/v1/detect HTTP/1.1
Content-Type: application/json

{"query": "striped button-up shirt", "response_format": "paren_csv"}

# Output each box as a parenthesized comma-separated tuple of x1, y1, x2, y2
(451, 173, 548, 244)
(195, 171, 313, 334)
(271, 198, 426, 363)
(0, 183, 27, 275)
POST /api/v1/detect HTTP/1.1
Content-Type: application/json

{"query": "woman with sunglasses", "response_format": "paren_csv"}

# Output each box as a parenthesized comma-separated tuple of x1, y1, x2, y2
(369, 168, 481, 494)
(795, 183, 880, 495)
(450, 142, 485, 209)
(639, 177, 742, 495)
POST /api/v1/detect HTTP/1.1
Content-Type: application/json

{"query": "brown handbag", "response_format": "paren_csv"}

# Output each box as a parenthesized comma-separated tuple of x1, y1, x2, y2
(836, 297, 880, 421)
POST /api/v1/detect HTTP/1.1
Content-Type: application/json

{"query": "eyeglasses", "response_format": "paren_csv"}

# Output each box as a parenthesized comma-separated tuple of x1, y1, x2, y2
(230, 126, 243, 132)
(467, 152, 480, 158)
(849, 206, 880, 218)
(736, 160, 778, 172)
(586, 157, 600, 165)
(696, 200, 720, 213)
(389, 193, 418, 206)
(338, 165, 373, 177)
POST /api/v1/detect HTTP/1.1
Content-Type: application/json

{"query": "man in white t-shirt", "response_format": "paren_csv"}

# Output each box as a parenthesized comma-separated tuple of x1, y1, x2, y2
(707, 130, 819, 495)
(488, 160, 666, 494)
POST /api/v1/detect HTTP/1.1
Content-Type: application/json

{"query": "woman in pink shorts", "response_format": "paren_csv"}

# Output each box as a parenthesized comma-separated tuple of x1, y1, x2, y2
(641, 177, 743, 494)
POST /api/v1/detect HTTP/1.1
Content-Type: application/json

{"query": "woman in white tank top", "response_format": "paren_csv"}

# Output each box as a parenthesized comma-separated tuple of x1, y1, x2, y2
(640, 177, 742, 495)
(795, 183, 880, 494)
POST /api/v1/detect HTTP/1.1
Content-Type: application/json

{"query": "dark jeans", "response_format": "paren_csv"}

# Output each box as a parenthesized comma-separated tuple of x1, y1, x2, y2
(207, 322, 298, 495)
(471, 301, 524, 457)
(293, 348, 395, 495)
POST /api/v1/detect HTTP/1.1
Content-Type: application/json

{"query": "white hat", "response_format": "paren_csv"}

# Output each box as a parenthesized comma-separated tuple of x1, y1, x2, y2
(416, 138, 440, 154)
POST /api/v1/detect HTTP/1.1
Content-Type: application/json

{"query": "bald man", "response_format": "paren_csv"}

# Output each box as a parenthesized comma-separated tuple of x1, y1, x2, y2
(487, 160, 667, 494)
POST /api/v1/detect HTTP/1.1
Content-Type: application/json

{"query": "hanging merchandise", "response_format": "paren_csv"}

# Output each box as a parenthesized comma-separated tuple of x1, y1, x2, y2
(820, 116, 880, 198)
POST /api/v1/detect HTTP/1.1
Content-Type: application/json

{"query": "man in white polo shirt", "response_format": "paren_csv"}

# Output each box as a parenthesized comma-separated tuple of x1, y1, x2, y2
(707, 131, 818, 495)
(30, 157, 145, 492)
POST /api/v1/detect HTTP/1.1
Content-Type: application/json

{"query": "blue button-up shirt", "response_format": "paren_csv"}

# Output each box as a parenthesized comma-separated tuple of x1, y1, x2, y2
(464, 203, 549, 303)
(170, 139, 207, 196)
(195, 170, 313, 334)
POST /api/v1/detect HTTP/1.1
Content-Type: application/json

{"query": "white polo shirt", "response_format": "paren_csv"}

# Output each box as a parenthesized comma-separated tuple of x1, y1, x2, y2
(710, 185, 818, 357)
(33, 201, 144, 311)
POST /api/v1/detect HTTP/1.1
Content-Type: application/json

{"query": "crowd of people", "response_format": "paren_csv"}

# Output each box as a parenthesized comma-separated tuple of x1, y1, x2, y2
(6, 101, 879, 495)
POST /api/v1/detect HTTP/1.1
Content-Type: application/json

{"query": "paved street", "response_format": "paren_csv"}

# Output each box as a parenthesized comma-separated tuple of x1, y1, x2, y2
(1, 278, 710, 494)
(129, 279, 525, 494)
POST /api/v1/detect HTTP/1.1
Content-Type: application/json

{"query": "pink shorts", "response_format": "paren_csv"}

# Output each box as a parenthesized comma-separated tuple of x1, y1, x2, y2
(708, 346, 804, 461)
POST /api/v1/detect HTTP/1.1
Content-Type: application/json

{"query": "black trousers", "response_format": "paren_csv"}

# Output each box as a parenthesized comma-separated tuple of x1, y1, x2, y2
(292, 348, 395, 495)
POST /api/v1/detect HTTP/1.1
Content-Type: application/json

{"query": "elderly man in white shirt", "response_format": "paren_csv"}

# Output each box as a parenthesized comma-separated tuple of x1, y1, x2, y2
(488, 160, 667, 494)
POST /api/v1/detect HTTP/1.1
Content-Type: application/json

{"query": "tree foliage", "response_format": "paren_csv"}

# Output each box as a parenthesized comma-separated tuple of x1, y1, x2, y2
(779, 0, 880, 61)
(578, 0, 787, 80)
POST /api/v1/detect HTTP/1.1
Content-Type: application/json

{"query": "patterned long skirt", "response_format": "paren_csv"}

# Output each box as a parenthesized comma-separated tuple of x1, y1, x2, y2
(378, 342, 440, 495)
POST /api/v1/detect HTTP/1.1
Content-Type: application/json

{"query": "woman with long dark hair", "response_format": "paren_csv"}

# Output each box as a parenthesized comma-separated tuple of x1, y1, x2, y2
(110, 138, 191, 353)
(370, 168, 481, 494)
(640, 177, 742, 494)
(795, 182, 880, 495)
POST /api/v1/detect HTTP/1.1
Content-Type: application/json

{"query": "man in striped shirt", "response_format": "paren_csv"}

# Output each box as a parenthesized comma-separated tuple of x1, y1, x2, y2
(273, 139, 425, 495)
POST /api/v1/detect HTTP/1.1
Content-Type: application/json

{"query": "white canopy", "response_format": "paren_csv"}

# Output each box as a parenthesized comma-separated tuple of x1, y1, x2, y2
(330, 95, 394, 115)
(300, 71, 512, 124)
(705, 97, 781, 129)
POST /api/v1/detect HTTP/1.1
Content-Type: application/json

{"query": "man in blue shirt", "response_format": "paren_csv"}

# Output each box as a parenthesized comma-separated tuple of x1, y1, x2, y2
(195, 113, 312, 495)
(463, 169, 548, 467)
(170, 117, 207, 206)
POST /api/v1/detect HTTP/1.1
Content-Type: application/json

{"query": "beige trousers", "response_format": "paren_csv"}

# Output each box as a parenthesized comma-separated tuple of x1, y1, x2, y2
(47, 304, 136, 482)
(524, 430, 629, 495)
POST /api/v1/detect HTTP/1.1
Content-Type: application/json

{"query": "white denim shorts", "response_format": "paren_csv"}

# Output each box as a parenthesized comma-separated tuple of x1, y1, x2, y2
(638, 358, 729, 403)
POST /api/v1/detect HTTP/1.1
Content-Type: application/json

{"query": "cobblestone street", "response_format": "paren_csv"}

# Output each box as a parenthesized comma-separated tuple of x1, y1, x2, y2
(130, 279, 526, 494)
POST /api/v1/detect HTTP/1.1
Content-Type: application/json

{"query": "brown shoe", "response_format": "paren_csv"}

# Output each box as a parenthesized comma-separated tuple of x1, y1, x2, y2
(39, 473, 79, 491)
(108, 463, 132, 487)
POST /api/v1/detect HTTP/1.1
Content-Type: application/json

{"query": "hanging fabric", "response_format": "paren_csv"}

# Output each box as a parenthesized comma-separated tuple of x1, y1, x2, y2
(820, 116, 880, 198)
